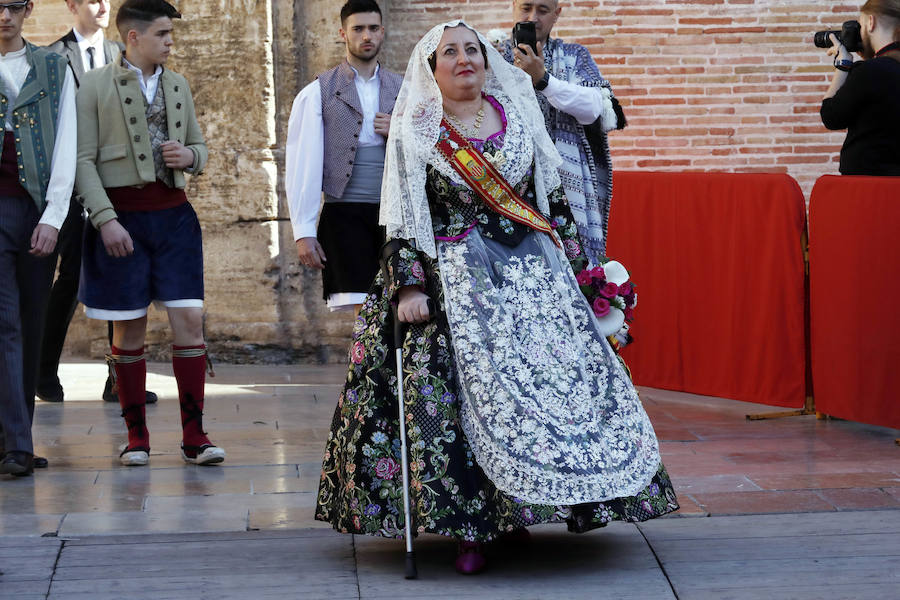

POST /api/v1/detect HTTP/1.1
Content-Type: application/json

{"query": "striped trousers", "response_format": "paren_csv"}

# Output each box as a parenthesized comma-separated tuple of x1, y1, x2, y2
(0, 194, 54, 455)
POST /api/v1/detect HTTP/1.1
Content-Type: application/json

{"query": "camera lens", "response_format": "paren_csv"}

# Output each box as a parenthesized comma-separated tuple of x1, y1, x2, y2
(814, 30, 840, 48)
(812, 21, 862, 52)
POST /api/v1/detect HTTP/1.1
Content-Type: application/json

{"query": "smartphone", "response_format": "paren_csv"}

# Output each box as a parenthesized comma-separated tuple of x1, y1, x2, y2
(512, 21, 537, 54)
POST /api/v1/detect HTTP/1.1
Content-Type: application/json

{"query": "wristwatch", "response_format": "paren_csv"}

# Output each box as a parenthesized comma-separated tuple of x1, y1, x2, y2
(534, 71, 550, 91)
(834, 59, 854, 72)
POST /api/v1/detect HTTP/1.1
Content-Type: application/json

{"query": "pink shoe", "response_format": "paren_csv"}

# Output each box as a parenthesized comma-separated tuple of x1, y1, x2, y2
(455, 541, 487, 575)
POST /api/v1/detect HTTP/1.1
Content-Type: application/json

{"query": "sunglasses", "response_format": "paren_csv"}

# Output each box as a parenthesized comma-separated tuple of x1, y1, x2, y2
(0, 0, 29, 14)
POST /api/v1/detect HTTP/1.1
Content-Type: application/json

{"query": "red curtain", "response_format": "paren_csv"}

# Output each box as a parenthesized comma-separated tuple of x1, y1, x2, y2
(809, 175, 900, 429)
(607, 171, 807, 408)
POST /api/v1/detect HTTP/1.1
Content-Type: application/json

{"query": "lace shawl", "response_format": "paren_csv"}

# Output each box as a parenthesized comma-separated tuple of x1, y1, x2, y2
(379, 20, 562, 259)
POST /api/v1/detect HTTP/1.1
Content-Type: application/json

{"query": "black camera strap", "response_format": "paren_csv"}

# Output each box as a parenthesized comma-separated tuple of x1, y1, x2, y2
(875, 41, 900, 58)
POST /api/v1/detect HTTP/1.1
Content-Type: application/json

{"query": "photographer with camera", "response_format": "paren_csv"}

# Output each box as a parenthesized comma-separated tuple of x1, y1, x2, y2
(820, 0, 900, 176)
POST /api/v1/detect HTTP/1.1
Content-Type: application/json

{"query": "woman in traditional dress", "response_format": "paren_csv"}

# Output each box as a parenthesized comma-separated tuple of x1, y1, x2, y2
(315, 21, 679, 575)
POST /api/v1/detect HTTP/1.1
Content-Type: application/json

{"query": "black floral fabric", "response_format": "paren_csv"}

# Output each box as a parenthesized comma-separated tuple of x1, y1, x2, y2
(315, 139, 678, 542)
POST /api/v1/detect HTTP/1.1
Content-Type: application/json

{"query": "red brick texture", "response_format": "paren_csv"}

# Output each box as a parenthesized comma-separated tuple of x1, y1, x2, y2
(25, 3, 73, 46)
(386, 0, 863, 197)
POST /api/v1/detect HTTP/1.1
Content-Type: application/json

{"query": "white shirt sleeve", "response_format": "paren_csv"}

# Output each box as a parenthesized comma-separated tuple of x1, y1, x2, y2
(285, 80, 324, 241)
(541, 75, 618, 130)
(39, 68, 76, 230)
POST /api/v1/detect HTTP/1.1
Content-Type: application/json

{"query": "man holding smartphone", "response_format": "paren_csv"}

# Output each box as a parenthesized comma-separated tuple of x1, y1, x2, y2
(499, 0, 626, 266)
(40, 0, 158, 410)
(77, 0, 223, 467)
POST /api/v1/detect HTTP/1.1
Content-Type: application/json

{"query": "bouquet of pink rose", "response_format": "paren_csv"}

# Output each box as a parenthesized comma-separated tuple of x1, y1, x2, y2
(574, 260, 637, 338)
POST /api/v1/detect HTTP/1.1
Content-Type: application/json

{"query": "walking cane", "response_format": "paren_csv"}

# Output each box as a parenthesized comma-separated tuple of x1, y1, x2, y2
(380, 240, 431, 580)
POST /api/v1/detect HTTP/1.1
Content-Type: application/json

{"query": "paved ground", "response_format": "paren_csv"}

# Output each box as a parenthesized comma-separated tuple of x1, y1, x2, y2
(1, 362, 898, 599)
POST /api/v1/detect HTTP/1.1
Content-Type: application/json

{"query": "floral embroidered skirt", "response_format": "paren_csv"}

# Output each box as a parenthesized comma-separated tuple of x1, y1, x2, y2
(315, 232, 679, 542)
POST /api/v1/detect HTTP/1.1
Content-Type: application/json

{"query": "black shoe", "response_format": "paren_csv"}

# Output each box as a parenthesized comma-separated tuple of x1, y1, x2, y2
(36, 385, 64, 403)
(102, 376, 116, 402)
(0, 451, 34, 476)
(102, 377, 158, 404)
(33, 456, 49, 469)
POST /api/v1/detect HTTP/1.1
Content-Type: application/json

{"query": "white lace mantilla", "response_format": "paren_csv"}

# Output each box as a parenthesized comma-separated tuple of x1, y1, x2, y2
(438, 231, 661, 505)
(380, 20, 562, 259)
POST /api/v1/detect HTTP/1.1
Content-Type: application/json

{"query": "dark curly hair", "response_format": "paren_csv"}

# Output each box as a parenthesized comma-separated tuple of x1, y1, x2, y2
(116, 0, 181, 39)
(340, 0, 382, 25)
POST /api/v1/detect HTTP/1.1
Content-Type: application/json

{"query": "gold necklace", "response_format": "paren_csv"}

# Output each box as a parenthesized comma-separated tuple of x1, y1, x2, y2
(445, 99, 485, 138)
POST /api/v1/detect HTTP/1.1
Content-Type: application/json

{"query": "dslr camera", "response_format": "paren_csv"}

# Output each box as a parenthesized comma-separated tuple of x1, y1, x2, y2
(814, 20, 863, 53)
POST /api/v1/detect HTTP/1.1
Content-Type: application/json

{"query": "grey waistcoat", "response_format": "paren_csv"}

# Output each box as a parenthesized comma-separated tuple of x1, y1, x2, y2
(324, 145, 386, 204)
(318, 61, 402, 200)
(145, 85, 173, 187)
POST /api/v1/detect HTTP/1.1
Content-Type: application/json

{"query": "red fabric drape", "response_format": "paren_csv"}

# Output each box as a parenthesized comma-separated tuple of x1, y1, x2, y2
(607, 171, 807, 407)
(809, 175, 900, 429)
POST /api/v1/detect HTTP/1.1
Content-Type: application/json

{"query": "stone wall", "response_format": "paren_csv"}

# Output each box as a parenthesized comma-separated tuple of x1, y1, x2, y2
(31, 0, 362, 363)
(30, 0, 852, 364)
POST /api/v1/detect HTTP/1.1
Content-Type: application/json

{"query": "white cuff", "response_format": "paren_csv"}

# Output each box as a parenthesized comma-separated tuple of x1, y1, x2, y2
(293, 223, 318, 241)
(327, 292, 368, 311)
(84, 306, 149, 321)
(38, 199, 69, 231)
(154, 299, 204, 310)
(598, 87, 618, 133)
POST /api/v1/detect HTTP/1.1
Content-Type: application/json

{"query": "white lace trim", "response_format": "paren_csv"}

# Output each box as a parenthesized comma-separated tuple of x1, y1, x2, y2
(438, 232, 661, 504)
(380, 20, 562, 259)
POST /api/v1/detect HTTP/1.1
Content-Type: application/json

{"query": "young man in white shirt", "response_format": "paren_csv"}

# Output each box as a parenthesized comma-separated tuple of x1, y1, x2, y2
(76, 0, 221, 467)
(285, 0, 402, 314)
(0, 0, 76, 476)
(48, 1, 119, 84)
(40, 0, 159, 407)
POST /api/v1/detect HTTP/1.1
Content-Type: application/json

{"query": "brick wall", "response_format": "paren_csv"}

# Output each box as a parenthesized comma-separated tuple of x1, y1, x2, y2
(26, 2, 73, 45)
(385, 0, 861, 196)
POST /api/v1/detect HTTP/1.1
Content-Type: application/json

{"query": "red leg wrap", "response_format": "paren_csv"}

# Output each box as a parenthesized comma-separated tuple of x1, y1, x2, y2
(172, 344, 211, 449)
(111, 345, 149, 451)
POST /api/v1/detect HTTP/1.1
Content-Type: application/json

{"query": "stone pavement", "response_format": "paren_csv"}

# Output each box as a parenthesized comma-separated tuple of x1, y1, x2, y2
(1, 362, 899, 599)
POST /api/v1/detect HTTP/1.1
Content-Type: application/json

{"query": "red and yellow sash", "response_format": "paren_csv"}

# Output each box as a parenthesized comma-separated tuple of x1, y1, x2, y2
(436, 119, 559, 246)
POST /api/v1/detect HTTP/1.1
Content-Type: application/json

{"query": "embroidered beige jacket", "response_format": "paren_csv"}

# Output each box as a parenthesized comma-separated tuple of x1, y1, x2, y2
(75, 61, 207, 228)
